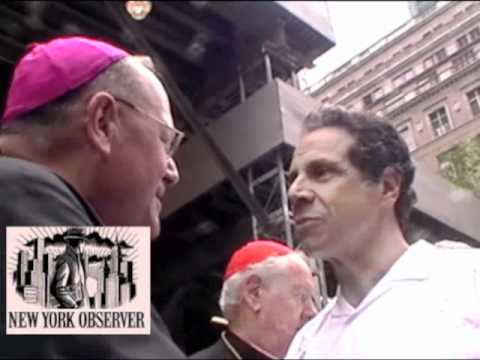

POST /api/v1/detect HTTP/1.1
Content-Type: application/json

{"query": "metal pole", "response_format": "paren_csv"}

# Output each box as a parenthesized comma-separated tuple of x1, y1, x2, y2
(238, 67, 246, 103)
(291, 69, 300, 90)
(264, 50, 273, 83)
(248, 167, 258, 240)
(276, 151, 293, 248)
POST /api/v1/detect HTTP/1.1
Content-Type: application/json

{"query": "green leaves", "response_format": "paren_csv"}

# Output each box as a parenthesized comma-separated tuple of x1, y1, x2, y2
(438, 134, 480, 197)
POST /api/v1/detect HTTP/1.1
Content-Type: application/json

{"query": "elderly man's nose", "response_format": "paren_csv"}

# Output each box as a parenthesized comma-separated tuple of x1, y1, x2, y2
(303, 300, 318, 322)
(165, 157, 180, 187)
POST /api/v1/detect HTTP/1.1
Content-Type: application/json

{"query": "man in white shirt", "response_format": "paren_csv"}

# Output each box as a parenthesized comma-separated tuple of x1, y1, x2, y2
(286, 106, 480, 359)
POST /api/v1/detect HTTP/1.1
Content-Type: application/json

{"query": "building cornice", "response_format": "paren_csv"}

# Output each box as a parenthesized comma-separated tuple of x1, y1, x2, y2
(372, 36, 480, 111)
(387, 57, 480, 119)
(309, 1, 458, 97)
(333, 7, 480, 106)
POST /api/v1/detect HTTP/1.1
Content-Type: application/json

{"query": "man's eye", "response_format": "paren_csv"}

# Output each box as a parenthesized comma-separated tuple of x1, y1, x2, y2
(309, 165, 329, 179)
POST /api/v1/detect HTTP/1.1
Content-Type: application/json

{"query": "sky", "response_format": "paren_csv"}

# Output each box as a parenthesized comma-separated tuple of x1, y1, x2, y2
(298, 1, 413, 89)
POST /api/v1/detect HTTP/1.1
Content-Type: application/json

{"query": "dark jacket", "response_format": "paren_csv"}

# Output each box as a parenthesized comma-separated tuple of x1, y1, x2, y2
(0, 157, 185, 359)
(190, 329, 274, 360)
(52, 245, 87, 308)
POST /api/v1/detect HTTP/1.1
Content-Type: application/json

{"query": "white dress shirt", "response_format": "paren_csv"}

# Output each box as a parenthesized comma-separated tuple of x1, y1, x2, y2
(286, 240, 480, 359)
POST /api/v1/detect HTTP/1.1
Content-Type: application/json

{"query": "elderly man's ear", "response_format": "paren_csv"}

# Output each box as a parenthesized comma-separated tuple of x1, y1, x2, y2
(243, 275, 263, 313)
(85, 92, 119, 156)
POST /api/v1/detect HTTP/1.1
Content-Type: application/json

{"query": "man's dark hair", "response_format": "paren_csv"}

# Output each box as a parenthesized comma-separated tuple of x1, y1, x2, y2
(303, 106, 417, 236)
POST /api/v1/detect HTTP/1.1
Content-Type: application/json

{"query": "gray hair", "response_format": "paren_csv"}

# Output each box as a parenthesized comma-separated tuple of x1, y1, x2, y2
(219, 252, 310, 320)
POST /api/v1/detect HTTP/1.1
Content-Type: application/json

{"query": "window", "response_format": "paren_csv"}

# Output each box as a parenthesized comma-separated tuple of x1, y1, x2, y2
(393, 68, 414, 88)
(424, 48, 447, 69)
(362, 94, 373, 109)
(372, 87, 384, 101)
(422, 31, 432, 40)
(393, 76, 403, 88)
(424, 57, 434, 69)
(452, 48, 476, 71)
(434, 48, 447, 62)
(404, 91, 416, 102)
(404, 69, 414, 82)
(457, 34, 469, 48)
(455, 28, 480, 50)
(362, 87, 384, 109)
(428, 107, 452, 137)
(418, 73, 439, 93)
(466, 86, 480, 115)
(469, 27, 480, 42)
(396, 121, 416, 151)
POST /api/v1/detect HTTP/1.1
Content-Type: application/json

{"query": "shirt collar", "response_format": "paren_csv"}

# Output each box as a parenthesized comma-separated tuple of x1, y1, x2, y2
(330, 239, 436, 317)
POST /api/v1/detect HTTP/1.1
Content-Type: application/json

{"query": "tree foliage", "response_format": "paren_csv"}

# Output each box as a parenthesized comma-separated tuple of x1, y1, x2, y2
(438, 134, 480, 197)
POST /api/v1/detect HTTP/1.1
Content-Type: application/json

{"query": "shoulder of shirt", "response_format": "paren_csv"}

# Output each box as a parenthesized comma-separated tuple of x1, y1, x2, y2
(414, 239, 479, 267)
(414, 239, 480, 286)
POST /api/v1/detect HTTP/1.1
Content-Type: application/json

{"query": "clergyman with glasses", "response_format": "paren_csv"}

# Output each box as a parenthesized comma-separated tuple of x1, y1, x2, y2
(0, 36, 185, 358)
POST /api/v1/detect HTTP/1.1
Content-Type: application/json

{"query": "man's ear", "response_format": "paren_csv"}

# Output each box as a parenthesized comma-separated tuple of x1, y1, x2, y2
(85, 92, 118, 156)
(243, 275, 263, 313)
(381, 167, 402, 208)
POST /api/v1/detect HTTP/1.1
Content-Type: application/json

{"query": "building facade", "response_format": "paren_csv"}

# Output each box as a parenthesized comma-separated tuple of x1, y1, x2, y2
(307, 1, 480, 194)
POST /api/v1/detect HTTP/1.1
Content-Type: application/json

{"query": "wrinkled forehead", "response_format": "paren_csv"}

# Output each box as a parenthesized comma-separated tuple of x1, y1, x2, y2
(290, 127, 355, 170)
(288, 257, 313, 277)
(272, 256, 312, 279)
(129, 57, 175, 127)
(153, 81, 174, 128)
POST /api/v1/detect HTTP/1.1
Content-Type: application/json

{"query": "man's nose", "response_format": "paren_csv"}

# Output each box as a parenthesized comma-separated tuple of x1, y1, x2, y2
(288, 177, 313, 211)
(287, 176, 301, 204)
(164, 157, 180, 187)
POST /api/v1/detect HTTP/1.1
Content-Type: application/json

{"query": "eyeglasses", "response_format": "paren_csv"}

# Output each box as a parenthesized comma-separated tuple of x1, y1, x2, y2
(112, 96, 185, 156)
